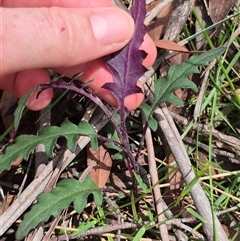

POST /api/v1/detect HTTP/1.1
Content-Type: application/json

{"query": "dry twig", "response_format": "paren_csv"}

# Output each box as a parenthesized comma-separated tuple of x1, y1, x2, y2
(144, 121, 169, 241)
(153, 105, 228, 241)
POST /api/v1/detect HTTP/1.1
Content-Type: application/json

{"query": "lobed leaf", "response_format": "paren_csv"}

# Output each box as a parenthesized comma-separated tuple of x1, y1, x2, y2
(0, 120, 96, 174)
(16, 176, 102, 240)
(154, 47, 226, 106)
(141, 47, 226, 120)
(103, 0, 147, 107)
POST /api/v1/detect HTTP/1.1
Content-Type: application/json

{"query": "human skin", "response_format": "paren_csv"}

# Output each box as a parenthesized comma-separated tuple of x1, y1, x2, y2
(0, 0, 157, 111)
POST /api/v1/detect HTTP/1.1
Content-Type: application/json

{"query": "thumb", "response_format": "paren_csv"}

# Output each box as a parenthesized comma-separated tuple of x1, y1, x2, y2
(2, 7, 134, 76)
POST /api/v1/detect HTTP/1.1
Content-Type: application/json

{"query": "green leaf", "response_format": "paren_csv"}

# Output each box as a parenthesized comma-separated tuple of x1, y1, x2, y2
(14, 90, 35, 129)
(153, 47, 225, 108)
(148, 117, 158, 132)
(0, 120, 96, 174)
(140, 103, 152, 120)
(134, 172, 148, 193)
(186, 208, 207, 223)
(73, 220, 97, 235)
(131, 191, 138, 222)
(16, 176, 102, 240)
(103, 122, 124, 158)
(179, 175, 200, 200)
(133, 227, 146, 241)
(145, 204, 154, 221)
(90, 135, 98, 151)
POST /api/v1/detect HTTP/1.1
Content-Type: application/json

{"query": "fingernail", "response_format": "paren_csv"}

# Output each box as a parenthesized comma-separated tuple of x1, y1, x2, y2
(90, 9, 134, 45)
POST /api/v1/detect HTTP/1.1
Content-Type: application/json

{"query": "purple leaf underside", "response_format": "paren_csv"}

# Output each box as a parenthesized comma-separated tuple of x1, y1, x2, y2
(103, 0, 147, 107)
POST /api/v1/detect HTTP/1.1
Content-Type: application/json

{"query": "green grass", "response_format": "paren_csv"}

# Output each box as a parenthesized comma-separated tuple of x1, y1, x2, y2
(1, 2, 240, 241)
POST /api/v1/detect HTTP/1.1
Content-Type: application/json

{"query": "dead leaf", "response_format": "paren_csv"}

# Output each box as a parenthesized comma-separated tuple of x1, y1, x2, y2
(209, 0, 237, 36)
(222, 224, 240, 240)
(166, 154, 183, 201)
(87, 145, 112, 188)
(0, 191, 16, 215)
(154, 39, 204, 54)
(147, 0, 175, 40)
(209, 0, 237, 23)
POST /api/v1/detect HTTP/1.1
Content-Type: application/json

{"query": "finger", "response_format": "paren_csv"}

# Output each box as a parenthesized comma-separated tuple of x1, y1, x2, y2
(1, 32, 156, 111)
(1, 7, 134, 76)
(53, 34, 157, 111)
(1, 0, 113, 8)
(55, 60, 144, 111)
(141, 34, 157, 68)
(14, 69, 53, 110)
(79, 59, 145, 111)
(1, 70, 53, 111)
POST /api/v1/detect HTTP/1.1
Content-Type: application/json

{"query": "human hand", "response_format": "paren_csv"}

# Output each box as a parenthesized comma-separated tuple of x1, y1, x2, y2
(0, 0, 157, 111)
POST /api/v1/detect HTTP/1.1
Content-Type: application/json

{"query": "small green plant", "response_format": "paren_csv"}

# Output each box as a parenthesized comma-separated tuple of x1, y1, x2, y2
(140, 47, 225, 128)
(16, 176, 102, 240)
(0, 0, 229, 238)
(0, 119, 97, 173)
(0, 47, 225, 239)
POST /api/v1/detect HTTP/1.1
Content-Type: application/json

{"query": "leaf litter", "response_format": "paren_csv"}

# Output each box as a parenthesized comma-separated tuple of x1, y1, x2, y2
(0, 0, 240, 240)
